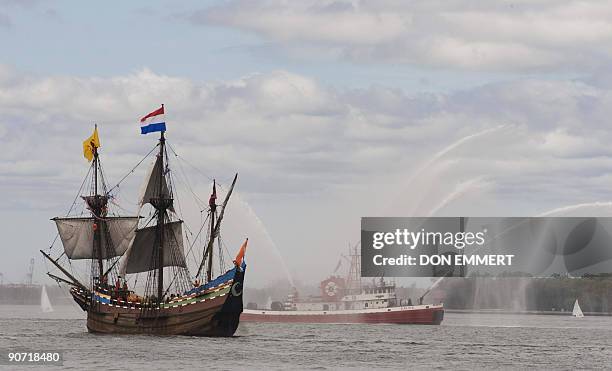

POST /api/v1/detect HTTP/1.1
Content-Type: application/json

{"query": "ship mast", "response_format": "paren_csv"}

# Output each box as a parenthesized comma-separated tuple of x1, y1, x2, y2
(207, 180, 216, 282)
(196, 174, 238, 280)
(156, 130, 166, 301)
(92, 132, 104, 280)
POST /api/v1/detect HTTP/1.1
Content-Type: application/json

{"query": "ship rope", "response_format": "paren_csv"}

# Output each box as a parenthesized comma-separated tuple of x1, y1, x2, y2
(165, 148, 199, 271)
(167, 142, 236, 195)
(166, 143, 208, 209)
(107, 198, 139, 216)
(106, 144, 159, 196)
(164, 154, 213, 270)
(167, 143, 235, 275)
(44, 162, 95, 285)
(163, 220, 192, 296)
(45, 164, 93, 253)
(183, 212, 211, 274)
(166, 142, 236, 277)
(168, 165, 192, 236)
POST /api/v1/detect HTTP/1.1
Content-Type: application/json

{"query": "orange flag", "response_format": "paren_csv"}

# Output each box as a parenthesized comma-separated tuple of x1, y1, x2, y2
(234, 238, 248, 266)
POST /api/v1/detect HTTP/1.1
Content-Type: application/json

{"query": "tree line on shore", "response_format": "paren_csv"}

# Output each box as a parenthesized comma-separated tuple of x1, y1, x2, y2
(436, 273, 612, 312)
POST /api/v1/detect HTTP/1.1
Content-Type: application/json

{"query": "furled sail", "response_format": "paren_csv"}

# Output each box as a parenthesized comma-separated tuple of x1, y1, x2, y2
(54, 217, 139, 260)
(120, 221, 186, 274)
(140, 155, 174, 211)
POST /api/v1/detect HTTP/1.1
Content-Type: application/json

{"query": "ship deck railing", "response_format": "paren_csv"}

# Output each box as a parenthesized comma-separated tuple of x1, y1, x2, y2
(70, 263, 244, 311)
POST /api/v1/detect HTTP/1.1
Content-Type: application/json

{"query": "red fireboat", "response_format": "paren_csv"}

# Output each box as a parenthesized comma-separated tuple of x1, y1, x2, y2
(241, 245, 444, 325)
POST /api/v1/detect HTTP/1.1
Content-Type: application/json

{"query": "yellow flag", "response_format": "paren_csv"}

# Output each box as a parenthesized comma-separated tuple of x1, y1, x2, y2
(83, 127, 100, 162)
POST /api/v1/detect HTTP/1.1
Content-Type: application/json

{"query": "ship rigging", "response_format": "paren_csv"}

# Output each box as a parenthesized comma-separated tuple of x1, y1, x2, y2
(41, 107, 247, 336)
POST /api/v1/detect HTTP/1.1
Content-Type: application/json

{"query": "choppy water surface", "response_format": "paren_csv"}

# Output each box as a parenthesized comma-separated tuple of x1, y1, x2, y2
(0, 305, 610, 370)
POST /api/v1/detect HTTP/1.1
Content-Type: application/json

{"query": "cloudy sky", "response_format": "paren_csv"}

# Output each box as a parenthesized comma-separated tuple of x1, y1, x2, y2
(3, 0, 612, 287)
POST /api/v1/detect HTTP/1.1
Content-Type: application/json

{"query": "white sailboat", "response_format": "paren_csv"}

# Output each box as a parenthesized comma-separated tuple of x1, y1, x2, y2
(40, 285, 54, 313)
(572, 299, 584, 317)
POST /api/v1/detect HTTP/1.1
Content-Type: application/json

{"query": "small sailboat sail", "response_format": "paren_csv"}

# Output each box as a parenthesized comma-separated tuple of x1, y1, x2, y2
(40, 285, 54, 313)
(572, 299, 584, 317)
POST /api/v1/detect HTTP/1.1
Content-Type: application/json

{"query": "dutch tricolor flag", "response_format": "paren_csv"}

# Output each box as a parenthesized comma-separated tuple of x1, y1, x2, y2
(140, 105, 166, 134)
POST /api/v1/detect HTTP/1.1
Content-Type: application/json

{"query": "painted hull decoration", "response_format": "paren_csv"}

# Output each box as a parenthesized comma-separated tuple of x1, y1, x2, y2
(42, 110, 247, 337)
(241, 244, 444, 325)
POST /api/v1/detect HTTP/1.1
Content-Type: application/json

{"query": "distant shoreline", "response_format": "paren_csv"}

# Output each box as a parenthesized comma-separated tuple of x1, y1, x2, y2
(0, 284, 72, 305)
(446, 309, 612, 316)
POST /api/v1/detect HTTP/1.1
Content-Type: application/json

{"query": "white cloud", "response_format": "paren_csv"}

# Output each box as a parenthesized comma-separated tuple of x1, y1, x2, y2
(3, 66, 612, 210)
(195, 0, 612, 72)
(4, 66, 612, 284)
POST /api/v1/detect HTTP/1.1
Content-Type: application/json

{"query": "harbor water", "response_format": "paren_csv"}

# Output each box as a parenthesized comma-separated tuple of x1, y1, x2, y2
(0, 305, 610, 370)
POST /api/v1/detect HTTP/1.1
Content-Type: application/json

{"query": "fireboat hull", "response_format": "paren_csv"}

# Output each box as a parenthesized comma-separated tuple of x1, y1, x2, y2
(72, 269, 245, 336)
(241, 304, 444, 325)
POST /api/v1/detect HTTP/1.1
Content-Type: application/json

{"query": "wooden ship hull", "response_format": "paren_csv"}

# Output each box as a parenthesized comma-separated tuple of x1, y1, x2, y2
(71, 267, 245, 336)
(241, 304, 443, 325)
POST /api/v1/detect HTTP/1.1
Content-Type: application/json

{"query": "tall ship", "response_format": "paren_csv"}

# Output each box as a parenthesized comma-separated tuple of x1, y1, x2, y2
(42, 106, 248, 336)
(241, 245, 444, 324)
